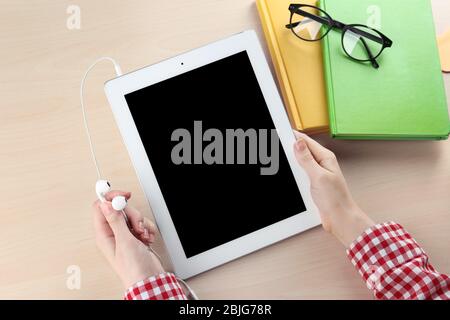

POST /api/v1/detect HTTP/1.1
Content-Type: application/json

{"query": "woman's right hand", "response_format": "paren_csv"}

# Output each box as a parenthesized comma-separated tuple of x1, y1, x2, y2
(293, 131, 374, 247)
(93, 191, 164, 289)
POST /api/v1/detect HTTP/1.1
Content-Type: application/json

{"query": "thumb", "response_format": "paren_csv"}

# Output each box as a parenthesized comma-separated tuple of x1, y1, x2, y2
(294, 138, 322, 179)
(99, 202, 133, 242)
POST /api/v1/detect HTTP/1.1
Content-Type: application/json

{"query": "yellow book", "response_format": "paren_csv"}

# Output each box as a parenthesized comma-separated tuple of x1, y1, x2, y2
(256, 0, 329, 133)
(438, 28, 450, 73)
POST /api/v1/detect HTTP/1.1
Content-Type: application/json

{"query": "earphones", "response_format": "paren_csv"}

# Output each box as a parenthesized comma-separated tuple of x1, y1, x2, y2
(96, 180, 127, 210)
(80, 57, 198, 300)
(95, 179, 131, 227)
(81, 57, 128, 214)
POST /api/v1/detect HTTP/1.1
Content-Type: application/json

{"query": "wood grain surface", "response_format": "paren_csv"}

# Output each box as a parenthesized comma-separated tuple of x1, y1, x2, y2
(0, 0, 448, 299)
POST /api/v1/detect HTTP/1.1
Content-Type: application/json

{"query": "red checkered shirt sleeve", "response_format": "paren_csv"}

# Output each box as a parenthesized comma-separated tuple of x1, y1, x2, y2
(124, 272, 187, 300)
(347, 221, 450, 300)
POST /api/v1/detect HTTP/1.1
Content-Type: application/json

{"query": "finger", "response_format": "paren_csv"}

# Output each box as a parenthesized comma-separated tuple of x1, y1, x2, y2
(124, 205, 158, 244)
(294, 138, 323, 179)
(140, 216, 158, 244)
(99, 202, 133, 243)
(92, 200, 115, 262)
(104, 190, 132, 202)
(293, 131, 338, 172)
(93, 200, 113, 238)
(122, 205, 144, 234)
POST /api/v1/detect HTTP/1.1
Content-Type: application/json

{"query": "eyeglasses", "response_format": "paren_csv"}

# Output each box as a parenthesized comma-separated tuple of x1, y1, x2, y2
(286, 3, 393, 69)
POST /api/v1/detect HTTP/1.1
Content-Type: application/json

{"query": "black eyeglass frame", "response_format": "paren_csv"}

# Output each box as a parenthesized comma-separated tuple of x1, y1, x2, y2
(286, 3, 393, 68)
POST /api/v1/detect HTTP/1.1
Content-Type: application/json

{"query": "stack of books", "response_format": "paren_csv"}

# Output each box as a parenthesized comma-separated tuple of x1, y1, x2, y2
(257, 0, 450, 140)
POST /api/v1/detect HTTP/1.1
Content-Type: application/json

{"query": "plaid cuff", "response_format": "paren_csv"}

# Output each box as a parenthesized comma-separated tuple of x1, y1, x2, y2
(347, 222, 450, 300)
(124, 272, 187, 300)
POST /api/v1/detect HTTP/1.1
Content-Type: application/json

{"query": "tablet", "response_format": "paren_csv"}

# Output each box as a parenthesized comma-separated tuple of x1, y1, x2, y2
(104, 30, 320, 279)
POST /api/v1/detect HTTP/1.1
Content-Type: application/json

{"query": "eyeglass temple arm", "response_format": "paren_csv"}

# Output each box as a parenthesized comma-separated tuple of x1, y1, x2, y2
(360, 37, 380, 69)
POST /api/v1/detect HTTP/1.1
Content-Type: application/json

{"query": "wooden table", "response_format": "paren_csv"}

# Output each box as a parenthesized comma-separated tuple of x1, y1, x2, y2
(0, 0, 448, 299)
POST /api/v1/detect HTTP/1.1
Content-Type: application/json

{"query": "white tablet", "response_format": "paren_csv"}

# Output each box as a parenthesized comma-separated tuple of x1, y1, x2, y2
(104, 30, 320, 279)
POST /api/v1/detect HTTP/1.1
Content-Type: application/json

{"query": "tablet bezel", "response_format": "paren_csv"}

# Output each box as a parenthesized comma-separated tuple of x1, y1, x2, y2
(104, 30, 320, 279)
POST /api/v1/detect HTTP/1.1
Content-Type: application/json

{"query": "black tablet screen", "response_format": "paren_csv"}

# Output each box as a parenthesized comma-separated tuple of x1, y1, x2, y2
(125, 51, 306, 258)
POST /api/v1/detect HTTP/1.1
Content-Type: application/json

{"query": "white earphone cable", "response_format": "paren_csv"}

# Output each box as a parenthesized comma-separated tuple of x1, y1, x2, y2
(80, 57, 198, 300)
(177, 278, 200, 300)
(80, 57, 122, 180)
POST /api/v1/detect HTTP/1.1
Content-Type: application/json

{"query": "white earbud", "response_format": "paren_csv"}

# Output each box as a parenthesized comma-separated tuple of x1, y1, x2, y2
(111, 195, 127, 211)
(95, 180, 111, 201)
(95, 179, 128, 211)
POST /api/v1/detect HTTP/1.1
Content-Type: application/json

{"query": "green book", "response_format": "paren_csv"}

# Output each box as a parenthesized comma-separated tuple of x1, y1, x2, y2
(319, 0, 449, 140)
